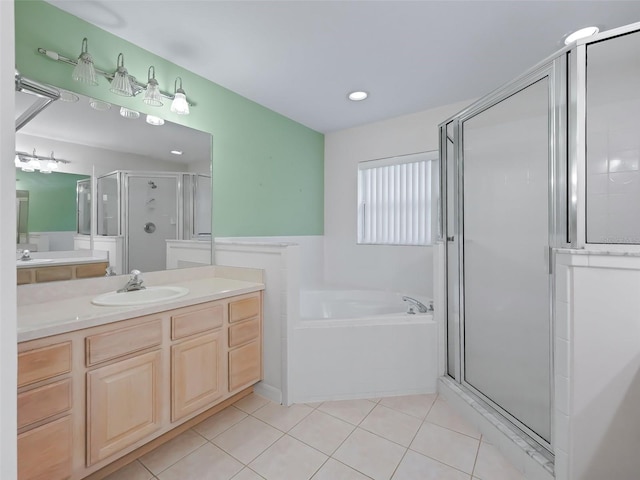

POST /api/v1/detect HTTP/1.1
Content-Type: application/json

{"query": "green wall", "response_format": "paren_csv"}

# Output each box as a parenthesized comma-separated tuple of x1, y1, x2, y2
(14, 0, 324, 236)
(16, 170, 88, 232)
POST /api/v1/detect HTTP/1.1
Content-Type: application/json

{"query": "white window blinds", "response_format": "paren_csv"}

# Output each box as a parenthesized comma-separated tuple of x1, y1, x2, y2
(357, 151, 438, 246)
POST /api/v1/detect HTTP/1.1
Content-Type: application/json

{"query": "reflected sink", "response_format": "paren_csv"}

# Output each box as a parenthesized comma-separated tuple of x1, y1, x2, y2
(16, 258, 53, 266)
(92, 286, 189, 306)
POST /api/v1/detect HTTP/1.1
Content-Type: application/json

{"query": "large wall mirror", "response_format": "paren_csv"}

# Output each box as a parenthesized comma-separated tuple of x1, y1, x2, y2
(15, 83, 213, 283)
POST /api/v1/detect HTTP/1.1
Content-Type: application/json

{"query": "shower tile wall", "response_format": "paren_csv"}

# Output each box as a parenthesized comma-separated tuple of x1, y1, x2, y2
(586, 30, 640, 244)
(555, 251, 640, 480)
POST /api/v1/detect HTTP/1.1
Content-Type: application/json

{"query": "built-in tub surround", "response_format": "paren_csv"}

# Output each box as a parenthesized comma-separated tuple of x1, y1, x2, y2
(294, 288, 437, 403)
(17, 265, 264, 342)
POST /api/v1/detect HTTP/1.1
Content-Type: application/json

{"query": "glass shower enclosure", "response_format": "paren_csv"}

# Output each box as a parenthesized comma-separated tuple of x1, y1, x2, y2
(440, 56, 569, 451)
(96, 171, 211, 273)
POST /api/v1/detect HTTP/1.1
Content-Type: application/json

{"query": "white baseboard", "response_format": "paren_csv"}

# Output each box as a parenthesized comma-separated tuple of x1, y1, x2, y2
(254, 382, 282, 405)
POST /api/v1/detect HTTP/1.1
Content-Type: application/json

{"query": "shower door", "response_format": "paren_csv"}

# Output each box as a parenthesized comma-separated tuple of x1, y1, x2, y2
(458, 69, 555, 446)
(126, 175, 179, 273)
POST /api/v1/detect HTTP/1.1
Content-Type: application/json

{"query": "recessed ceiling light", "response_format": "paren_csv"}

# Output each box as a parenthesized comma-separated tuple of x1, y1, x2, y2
(170, 150, 183, 155)
(146, 114, 164, 126)
(564, 26, 599, 45)
(348, 91, 368, 101)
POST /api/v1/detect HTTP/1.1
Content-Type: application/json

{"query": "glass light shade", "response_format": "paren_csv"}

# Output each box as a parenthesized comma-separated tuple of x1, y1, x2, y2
(110, 53, 133, 96)
(72, 38, 98, 87)
(146, 114, 165, 126)
(119, 107, 140, 119)
(110, 70, 133, 96)
(40, 164, 52, 174)
(47, 160, 59, 171)
(170, 92, 190, 115)
(144, 80, 163, 107)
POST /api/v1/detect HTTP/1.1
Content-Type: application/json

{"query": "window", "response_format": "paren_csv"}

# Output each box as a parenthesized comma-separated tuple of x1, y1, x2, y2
(357, 151, 439, 245)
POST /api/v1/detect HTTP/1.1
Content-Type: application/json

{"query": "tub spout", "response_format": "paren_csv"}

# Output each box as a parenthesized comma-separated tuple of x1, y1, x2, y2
(402, 296, 431, 314)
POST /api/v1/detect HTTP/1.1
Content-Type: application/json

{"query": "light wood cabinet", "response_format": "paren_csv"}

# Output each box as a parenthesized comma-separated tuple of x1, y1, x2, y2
(18, 415, 72, 480)
(17, 261, 109, 285)
(87, 350, 162, 465)
(18, 290, 262, 480)
(171, 331, 223, 421)
(228, 294, 262, 393)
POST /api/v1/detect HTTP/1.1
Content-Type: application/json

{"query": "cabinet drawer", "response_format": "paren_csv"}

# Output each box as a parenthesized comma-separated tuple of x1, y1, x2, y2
(229, 317, 260, 348)
(229, 341, 261, 392)
(18, 342, 71, 388)
(17, 269, 31, 285)
(86, 320, 162, 366)
(76, 262, 109, 279)
(35, 265, 73, 283)
(18, 415, 72, 480)
(229, 295, 260, 323)
(18, 379, 72, 429)
(171, 303, 223, 340)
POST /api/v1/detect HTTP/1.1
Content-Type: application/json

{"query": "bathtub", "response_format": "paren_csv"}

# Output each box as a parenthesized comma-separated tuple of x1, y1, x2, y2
(292, 289, 438, 403)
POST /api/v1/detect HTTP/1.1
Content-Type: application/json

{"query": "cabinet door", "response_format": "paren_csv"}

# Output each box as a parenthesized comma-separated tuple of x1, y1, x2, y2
(18, 415, 72, 480)
(87, 350, 161, 465)
(171, 331, 223, 422)
(229, 340, 261, 392)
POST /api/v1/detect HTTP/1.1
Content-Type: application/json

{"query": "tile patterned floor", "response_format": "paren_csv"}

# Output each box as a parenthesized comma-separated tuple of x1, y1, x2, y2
(104, 393, 527, 480)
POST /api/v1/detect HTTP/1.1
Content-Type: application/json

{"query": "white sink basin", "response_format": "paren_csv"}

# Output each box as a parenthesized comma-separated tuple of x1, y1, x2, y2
(92, 286, 189, 306)
(17, 258, 53, 266)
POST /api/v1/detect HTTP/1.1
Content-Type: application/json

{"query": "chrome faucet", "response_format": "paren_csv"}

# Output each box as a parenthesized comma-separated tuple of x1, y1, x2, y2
(117, 269, 145, 292)
(20, 249, 31, 261)
(402, 296, 432, 314)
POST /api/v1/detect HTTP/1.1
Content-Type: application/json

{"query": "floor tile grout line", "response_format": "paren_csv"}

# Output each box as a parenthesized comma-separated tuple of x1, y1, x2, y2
(138, 433, 211, 477)
(471, 434, 483, 478)
(406, 444, 480, 477)
(325, 456, 376, 480)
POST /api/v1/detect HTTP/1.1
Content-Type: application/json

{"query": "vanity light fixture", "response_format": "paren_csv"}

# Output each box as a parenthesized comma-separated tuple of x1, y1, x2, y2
(564, 26, 599, 45)
(143, 66, 163, 107)
(14, 149, 70, 173)
(170, 77, 190, 115)
(146, 114, 165, 126)
(37, 39, 195, 113)
(119, 107, 140, 119)
(110, 53, 134, 96)
(348, 91, 368, 101)
(170, 150, 183, 155)
(71, 38, 98, 86)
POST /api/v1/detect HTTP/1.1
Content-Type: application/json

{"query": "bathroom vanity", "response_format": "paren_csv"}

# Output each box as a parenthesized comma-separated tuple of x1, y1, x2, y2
(16, 268, 264, 480)
(16, 259, 109, 285)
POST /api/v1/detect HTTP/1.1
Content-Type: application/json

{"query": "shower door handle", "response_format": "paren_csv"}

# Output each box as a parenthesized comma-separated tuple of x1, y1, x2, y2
(144, 222, 156, 234)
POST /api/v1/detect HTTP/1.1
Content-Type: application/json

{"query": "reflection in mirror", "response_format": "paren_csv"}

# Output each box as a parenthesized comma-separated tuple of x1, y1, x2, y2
(15, 86, 213, 283)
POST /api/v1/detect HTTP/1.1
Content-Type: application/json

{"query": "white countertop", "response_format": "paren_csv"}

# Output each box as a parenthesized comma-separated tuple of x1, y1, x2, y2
(16, 256, 108, 268)
(18, 276, 264, 342)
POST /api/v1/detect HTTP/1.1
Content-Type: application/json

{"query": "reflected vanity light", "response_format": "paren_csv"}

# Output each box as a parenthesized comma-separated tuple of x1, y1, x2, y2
(59, 90, 79, 103)
(37, 40, 195, 113)
(89, 98, 111, 111)
(170, 150, 183, 155)
(15, 149, 70, 173)
(119, 107, 140, 119)
(146, 114, 165, 126)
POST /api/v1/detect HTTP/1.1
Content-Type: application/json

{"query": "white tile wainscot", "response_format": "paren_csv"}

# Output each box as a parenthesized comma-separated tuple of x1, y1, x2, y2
(215, 240, 301, 406)
(555, 250, 640, 480)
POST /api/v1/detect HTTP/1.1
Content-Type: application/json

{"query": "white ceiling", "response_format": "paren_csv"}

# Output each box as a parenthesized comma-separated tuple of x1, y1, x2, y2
(16, 89, 211, 164)
(46, 1, 640, 133)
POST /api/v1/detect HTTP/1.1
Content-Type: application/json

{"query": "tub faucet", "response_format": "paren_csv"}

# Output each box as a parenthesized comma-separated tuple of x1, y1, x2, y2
(402, 296, 431, 314)
(117, 269, 145, 292)
(20, 249, 31, 261)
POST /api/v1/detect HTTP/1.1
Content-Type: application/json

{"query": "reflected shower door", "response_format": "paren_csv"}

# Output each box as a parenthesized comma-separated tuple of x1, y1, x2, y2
(127, 175, 178, 273)
(462, 77, 551, 443)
